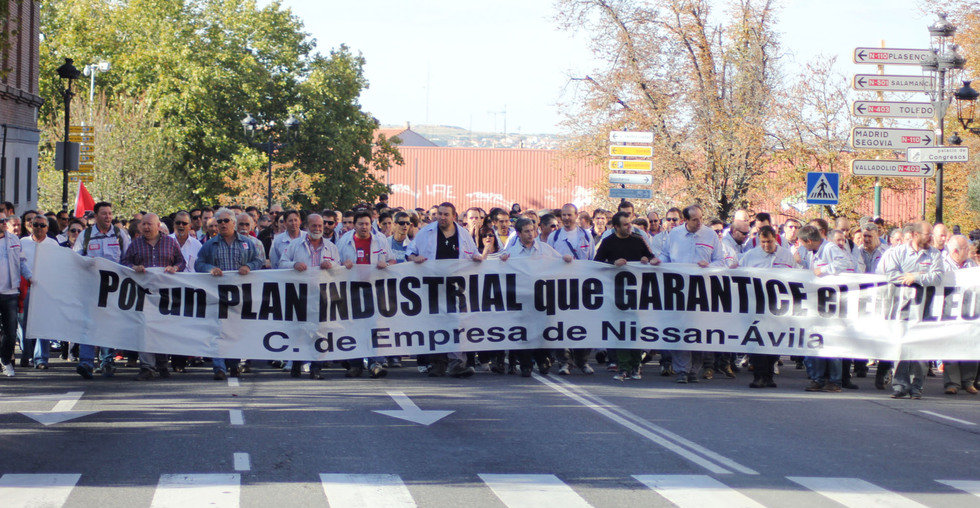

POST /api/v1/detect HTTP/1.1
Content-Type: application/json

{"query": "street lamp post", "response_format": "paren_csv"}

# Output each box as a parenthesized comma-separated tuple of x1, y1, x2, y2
(241, 113, 300, 211)
(921, 14, 964, 224)
(82, 60, 111, 110)
(56, 58, 81, 212)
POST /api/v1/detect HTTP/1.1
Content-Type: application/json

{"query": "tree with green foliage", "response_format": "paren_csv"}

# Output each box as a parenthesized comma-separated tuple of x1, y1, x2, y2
(37, 0, 398, 212)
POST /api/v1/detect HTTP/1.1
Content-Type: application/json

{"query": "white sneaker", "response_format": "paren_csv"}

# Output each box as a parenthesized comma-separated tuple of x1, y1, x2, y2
(2, 363, 14, 377)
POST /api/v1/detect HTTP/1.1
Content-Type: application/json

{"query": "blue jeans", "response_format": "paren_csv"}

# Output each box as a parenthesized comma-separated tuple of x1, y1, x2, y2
(78, 344, 114, 370)
(805, 357, 842, 384)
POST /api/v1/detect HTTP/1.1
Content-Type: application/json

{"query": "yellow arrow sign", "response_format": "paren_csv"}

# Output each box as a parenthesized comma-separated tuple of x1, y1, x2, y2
(79, 145, 95, 153)
(609, 145, 653, 157)
(69, 125, 95, 134)
(70, 175, 95, 183)
(79, 154, 95, 164)
(78, 164, 95, 172)
(68, 135, 95, 143)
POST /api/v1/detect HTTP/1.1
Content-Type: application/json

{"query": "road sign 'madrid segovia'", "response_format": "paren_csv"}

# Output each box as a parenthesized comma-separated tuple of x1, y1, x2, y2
(907, 146, 970, 163)
(850, 127, 935, 149)
(852, 101, 935, 119)
(806, 172, 839, 205)
(852, 74, 935, 92)
(853, 47, 933, 65)
(852, 160, 936, 178)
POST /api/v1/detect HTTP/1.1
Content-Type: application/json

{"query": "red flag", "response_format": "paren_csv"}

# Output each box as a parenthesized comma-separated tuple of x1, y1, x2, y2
(73, 181, 95, 218)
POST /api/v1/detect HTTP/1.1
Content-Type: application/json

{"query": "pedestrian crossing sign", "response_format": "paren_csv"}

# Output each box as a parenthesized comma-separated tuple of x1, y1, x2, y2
(805, 172, 839, 205)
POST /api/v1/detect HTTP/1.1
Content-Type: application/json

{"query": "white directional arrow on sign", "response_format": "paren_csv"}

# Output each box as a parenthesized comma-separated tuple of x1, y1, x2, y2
(373, 391, 453, 426)
(16, 391, 97, 426)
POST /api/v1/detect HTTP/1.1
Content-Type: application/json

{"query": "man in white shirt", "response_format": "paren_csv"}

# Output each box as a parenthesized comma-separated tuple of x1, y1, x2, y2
(941, 235, 976, 395)
(548, 203, 596, 375)
(269, 210, 306, 268)
(20, 215, 55, 369)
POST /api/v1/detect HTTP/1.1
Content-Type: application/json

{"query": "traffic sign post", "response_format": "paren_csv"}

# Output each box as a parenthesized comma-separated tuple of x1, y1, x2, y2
(609, 131, 654, 144)
(851, 160, 935, 178)
(609, 145, 653, 157)
(806, 172, 839, 206)
(609, 188, 652, 200)
(852, 74, 935, 92)
(608, 160, 652, 172)
(853, 47, 933, 65)
(850, 127, 935, 149)
(608, 173, 653, 186)
(907, 147, 969, 163)
(852, 101, 936, 119)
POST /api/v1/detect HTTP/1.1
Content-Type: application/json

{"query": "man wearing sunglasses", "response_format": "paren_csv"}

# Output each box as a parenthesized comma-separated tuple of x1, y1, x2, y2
(20, 215, 56, 369)
(388, 211, 412, 263)
(0, 212, 31, 377)
(195, 208, 266, 380)
(73, 201, 132, 379)
(170, 211, 202, 273)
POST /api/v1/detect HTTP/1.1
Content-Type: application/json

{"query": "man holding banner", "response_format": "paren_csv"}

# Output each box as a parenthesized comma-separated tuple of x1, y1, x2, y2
(407, 202, 480, 378)
(549, 203, 596, 376)
(194, 208, 266, 380)
(879, 221, 945, 399)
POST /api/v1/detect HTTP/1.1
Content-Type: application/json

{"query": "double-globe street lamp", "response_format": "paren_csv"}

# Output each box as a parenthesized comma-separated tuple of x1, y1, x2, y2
(240, 112, 300, 211)
(56, 58, 82, 212)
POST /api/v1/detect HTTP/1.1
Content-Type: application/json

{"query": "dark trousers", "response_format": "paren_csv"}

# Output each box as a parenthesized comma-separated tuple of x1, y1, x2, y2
(0, 294, 19, 365)
(749, 354, 777, 379)
(515, 349, 552, 373)
(557, 348, 590, 368)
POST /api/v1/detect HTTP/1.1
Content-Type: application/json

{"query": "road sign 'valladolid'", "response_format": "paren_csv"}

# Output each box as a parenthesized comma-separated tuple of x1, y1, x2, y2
(852, 160, 935, 178)
(851, 127, 935, 149)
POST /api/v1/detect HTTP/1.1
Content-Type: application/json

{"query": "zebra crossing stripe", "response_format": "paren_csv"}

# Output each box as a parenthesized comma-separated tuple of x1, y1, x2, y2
(150, 474, 241, 508)
(479, 474, 592, 508)
(633, 475, 765, 507)
(936, 480, 980, 498)
(787, 476, 927, 508)
(319, 473, 416, 507)
(0, 473, 81, 508)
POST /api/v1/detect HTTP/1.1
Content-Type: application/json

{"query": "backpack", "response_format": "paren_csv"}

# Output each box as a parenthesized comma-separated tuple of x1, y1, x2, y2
(81, 225, 123, 256)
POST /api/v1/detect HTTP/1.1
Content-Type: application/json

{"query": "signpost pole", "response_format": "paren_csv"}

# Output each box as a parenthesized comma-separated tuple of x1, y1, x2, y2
(935, 65, 946, 223)
(874, 40, 885, 218)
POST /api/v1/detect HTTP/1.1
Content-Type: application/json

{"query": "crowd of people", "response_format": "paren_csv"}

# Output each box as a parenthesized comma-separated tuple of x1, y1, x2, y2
(0, 196, 977, 400)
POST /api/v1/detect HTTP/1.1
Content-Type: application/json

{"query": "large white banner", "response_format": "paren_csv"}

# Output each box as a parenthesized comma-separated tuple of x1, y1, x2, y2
(27, 242, 980, 361)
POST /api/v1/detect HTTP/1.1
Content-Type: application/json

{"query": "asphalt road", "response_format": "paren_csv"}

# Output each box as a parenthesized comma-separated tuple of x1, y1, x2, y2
(0, 357, 977, 507)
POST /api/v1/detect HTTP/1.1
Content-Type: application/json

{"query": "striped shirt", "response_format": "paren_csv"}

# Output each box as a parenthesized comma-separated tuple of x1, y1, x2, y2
(121, 235, 186, 271)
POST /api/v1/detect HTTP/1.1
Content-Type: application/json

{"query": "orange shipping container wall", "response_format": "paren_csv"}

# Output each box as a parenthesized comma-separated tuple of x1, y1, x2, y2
(382, 147, 603, 212)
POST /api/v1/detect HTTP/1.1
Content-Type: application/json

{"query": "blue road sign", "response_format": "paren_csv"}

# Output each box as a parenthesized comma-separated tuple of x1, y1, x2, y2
(609, 187, 652, 200)
(806, 172, 839, 205)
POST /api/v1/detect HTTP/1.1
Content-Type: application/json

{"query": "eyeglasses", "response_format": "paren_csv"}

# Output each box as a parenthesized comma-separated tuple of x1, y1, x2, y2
(33, 222, 48, 228)
(664, 218, 679, 222)
(324, 220, 336, 225)
(216, 218, 232, 224)
(68, 228, 83, 234)
(0, 219, 7, 223)
(396, 221, 410, 226)
(175, 221, 189, 226)
(483, 233, 496, 238)
(190, 215, 201, 220)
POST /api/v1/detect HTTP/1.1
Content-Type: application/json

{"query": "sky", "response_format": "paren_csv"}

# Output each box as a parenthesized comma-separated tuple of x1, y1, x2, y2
(269, 0, 936, 134)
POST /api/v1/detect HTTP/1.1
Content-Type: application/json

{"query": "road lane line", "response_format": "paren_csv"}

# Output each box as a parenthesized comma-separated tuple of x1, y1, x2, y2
(546, 375, 758, 475)
(319, 474, 416, 507)
(233, 452, 250, 472)
(0, 473, 80, 507)
(150, 474, 240, 508)
(229, 409, 244, 425)
(227, 378, 240, 387)
(633, 475, 765, 507)
(479, 474, 592, 508)
(787, 476, 927, 508)
(532, 374, 732, 474)
(936, 480, 980, 498)
(919, 410, 976, 426)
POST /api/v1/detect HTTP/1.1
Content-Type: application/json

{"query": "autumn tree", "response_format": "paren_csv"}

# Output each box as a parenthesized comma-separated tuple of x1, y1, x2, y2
(557, 0, 780, 219)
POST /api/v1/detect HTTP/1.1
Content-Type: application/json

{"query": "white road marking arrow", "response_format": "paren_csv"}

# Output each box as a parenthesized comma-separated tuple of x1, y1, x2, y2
(373, 391, 453, 426)
(18, 391, 97, 426)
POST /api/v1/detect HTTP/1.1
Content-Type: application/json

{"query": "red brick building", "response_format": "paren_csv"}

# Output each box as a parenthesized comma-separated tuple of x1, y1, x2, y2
(0, 0, 41, 212)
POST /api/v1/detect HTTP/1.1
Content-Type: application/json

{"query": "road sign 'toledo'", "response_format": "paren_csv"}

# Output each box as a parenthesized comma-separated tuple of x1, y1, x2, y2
(806, 172, 839, 205)
(852, 101, 936, 119)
